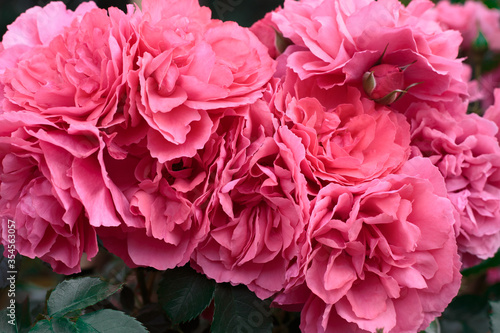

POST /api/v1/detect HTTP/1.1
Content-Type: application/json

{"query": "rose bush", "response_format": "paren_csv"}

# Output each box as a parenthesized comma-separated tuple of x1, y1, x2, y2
(2, 0, 500, 332)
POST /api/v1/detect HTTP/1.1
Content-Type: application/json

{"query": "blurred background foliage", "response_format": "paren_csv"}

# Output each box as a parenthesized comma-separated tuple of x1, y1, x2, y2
(0, 0, 285, 37)
(2, 0, 498, 37)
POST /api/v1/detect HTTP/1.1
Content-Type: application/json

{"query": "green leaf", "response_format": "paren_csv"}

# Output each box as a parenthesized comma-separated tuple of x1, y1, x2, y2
(157, 265, 215, 324)
(47, 277, 122, 318)
(472, 30, 489, 52)
(17, 298, 32, 333)
(483, 0, 500, 9)
(29, 318, 78, 333)
(439, 294, 490, 333)
(491, 300, 500, 333)
(212, 283, 272, 333)
(75, 309, 148, 333)
(0, 308, 18, 333)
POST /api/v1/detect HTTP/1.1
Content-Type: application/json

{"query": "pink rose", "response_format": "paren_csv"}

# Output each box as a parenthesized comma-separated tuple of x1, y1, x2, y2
(0, 1, 97, 74)
(271, 74, 411, 187)
(410, 104, 500, 266)
(275, 158, 461, 333)
(97, 149, 211, 270)
(0, 123, 104, 274)
(191, 100, 309, 299)
(128, 0, 275, 162)
(433, 1, 500, 51)
(271, 0, 468, 114)
(1, 4, 141, 127)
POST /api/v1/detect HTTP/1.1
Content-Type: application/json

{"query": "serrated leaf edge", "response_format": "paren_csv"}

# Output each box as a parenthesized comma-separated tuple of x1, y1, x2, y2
(48, 277, 122, 318)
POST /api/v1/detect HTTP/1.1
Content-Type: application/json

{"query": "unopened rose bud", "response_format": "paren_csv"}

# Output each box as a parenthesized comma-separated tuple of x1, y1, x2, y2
(363, 62, 420, 105)
(363, 64, 405, 105)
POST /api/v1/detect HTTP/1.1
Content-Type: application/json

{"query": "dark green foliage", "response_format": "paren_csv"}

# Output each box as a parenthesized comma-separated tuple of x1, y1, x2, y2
(47, 277, 122, 318)
(211, 283, 273, 333)
(157, 265, 216, 324)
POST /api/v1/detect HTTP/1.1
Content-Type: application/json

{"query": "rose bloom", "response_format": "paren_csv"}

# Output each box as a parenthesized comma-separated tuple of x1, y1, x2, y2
(96, 138, 214, 270)
(127, 0, 275, 162)
(410, 103, 500, 266)
(191, 100, 309, 299)
(274, 158, 461, 333)
(0, 119, 108, 274)
(270, 72, 411, 187)
(0, 1, 97, 74)
(96, 0, 277, 269)
(269, 0, 468, 114)
(432, 0, 500, 52)
(1, 2, 141, 128)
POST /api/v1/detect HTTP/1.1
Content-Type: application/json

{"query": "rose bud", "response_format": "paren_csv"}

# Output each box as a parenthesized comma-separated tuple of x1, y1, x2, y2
(363, 62, 419, 105)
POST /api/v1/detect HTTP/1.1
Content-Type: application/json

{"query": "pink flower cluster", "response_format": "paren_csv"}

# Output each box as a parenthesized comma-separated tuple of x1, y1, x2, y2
(1, 0, 500, 332)
(430, 1, 500, 111)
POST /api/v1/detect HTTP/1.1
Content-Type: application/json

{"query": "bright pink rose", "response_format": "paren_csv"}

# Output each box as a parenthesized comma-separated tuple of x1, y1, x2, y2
(191, 100, 309, 299)
(127, 0, 275, 162)
(275, 158, 461, 333)
(1, 4, 141, 127)
(271, 74, 411, 187)
(410, 104, 500, 266)
(433, 0, 500, 51)
(271, 0, 468, 114)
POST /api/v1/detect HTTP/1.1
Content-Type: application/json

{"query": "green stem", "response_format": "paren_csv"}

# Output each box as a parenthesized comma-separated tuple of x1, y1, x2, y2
(137, 268, 150, 305)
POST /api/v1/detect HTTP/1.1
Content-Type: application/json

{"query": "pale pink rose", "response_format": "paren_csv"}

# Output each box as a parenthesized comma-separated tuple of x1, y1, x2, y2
(191, 100, 309, 299)
(1, 4, 141, 128)
(0, 1, 97, 74)
(271, 0, 468, 114)
(271, 73, 411, 187)
(128, 0, 275, 162)
(433, 1, 500, 51)
(275, 158, 461, 333)
(410, 104, 500, 266)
